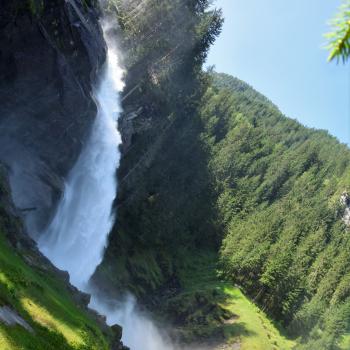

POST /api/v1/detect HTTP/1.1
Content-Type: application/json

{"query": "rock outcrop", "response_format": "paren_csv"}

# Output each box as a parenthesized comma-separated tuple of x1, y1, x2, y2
(340, 191, 350, 227)
(0, 306, 34, 333)
(0, 0, 106, 237)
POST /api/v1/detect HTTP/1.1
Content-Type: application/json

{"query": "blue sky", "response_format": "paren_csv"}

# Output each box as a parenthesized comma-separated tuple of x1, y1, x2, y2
(207, 0, 350, 144)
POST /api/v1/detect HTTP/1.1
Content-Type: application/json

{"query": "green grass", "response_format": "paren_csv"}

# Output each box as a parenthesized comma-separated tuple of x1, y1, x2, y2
(339, 334, 350, 350)
(221, 285, 295, 350)
(0, 231, 111, 350)
(164, 251, 296, 350)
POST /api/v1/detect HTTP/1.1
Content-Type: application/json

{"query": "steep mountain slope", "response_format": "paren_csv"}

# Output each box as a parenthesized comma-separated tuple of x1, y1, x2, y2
(205, 73, 350, 349)
(93, 0, 223, 296)
(92, 2, 350, 347)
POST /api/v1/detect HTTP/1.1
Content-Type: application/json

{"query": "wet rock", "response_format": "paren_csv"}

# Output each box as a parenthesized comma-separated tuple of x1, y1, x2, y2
(110, 323, 130, 350)
(95, 312, 108, 324)
(111, 323, 123, 341)
(112, 343, 130, 350)
(0, 0, 106, 237)
(73, 290, 91, 307)
(0, 306, 34, 333)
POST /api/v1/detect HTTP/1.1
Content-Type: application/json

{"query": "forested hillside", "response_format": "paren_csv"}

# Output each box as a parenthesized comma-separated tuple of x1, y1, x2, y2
(207, 73, 350, 349)
(94, 0, 223, 293)
(94, 1, 350, 349)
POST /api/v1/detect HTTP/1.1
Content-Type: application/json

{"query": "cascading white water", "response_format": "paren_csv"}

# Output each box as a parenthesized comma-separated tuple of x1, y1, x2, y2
(89, 294, 177, 350)
(37, 21, 178, 350)
(38, 24, 123, 289)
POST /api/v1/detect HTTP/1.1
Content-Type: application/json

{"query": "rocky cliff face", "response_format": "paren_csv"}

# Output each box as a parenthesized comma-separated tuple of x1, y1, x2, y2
(0, 0, 106, 237)
(0, 2, 129, 348)
(340, 191, 350, 226)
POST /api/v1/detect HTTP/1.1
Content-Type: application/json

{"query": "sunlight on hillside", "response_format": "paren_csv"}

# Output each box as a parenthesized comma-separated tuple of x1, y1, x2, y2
(21, 298, 85, 347)
(222, 286, 295, 350)
(0, 330, 13, 350)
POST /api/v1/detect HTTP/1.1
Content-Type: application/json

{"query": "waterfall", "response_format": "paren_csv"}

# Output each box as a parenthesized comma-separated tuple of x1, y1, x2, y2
(38, 28, 123, 288)
(37, 21, 178, 350)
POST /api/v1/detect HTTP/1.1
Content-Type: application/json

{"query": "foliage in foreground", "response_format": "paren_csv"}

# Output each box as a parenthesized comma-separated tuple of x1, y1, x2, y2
(326, 1, 350, 63)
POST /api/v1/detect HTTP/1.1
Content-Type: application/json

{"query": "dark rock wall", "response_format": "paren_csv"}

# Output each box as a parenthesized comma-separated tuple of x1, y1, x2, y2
(0, 0, 106, 237)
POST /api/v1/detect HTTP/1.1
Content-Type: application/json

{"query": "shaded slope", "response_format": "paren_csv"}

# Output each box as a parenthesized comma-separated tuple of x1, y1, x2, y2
(93, 0, 223, 296)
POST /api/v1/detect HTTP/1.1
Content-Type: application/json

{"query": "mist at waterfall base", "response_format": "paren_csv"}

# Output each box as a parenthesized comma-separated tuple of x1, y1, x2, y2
(37, 21, 180, 350)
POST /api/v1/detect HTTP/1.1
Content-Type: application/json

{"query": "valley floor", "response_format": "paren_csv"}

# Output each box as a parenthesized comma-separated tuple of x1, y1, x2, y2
(213, 285, 295, 350)
(163, 253, 296, 350)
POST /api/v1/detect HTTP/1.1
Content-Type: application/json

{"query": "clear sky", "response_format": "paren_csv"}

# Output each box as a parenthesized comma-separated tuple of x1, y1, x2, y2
(207, 0, 350, 145)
